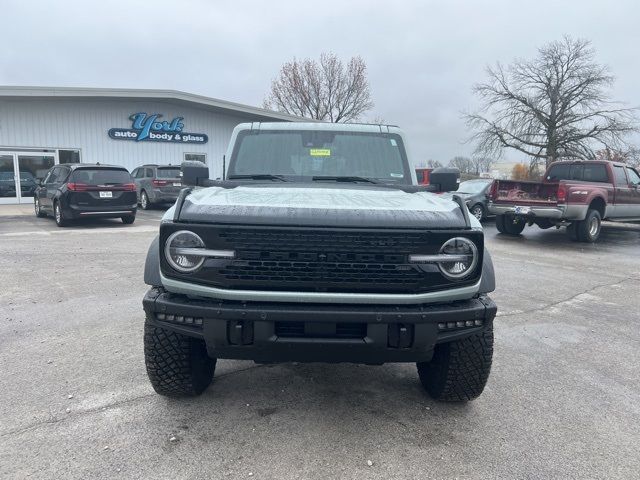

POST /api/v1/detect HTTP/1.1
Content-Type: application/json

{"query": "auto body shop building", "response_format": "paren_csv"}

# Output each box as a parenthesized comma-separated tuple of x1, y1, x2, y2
(0, 86, 301, 204)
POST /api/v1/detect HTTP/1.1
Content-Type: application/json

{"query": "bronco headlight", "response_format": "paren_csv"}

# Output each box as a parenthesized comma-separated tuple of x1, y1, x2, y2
(408, 237, 478, 281)
(436, 237, 478, 280)
(164, 230, 235, 273)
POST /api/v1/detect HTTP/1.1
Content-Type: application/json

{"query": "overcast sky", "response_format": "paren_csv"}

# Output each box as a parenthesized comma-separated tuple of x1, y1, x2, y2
(2, 0, 639, 163)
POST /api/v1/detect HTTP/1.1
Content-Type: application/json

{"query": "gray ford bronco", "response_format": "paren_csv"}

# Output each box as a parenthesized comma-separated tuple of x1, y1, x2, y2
(142, 122, 497, 402)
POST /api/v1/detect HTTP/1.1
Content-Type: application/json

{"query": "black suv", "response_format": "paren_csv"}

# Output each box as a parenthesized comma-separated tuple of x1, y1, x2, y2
(131, 164, 182, 210)
(34, 163, 137, 226)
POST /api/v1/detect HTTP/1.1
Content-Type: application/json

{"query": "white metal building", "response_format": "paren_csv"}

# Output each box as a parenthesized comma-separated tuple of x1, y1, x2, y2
(0, 86, 302, 204)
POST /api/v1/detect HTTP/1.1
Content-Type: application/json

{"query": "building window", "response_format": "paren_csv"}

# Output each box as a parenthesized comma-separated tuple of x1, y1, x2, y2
(184, 153, 206, 163)
(59, 149, 81, 164)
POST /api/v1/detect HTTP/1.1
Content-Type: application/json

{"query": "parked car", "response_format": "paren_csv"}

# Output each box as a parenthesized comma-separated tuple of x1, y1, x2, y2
(447, 178, 493, 221)
(18, 171, 38, 197)
(488, 160, 640, 242)
(0, 171, 17, 197)
(142, 122, 497, 402)
(34, 163, 137, 227)
(131, 164, 182, 209)
(415, 167, 432, 185)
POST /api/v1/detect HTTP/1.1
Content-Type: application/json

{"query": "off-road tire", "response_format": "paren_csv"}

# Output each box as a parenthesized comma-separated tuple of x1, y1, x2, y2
(417, 324, 494, 402)
(54, 201, 68, 227)
(470, 204, 485, 221)
(34, 197, 46, 218)
(121, 215, 136, 224)
(496, 214, 525, 235)
(575, 208, 601, 243)
(144, 315, 216, 397)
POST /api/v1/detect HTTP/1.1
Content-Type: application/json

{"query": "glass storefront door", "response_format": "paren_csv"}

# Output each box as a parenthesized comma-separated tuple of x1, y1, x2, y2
(17, 155, 55, 201)
(0, 155, 18, 203)
(0, 152, 57, 204)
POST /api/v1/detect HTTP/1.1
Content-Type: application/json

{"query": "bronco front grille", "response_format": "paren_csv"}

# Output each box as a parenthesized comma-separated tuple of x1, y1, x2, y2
(219, 260, 423, 285)
(220, 229, 429, 252)
(160, 225, 483, 294)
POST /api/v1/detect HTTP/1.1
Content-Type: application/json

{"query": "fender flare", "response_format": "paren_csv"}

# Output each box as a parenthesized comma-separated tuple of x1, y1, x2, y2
(479, 247, 496, 294)
(143, 235, 162, 287)
(585, 194, 607, 217)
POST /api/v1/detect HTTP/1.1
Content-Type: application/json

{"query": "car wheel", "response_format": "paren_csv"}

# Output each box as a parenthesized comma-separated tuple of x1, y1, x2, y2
(417, 324, 494, 402)
(121, 215, 136, 224)
(34, 197, 46, 218)
(54, 201, 67, 227)
(144, 313, 216, 397)
(140, 190, 151, 210)
(576, 209, 601, 243)
(504, 215, 525, 235)
(497, 214, 525, 235)
(470, 204, 485, 221)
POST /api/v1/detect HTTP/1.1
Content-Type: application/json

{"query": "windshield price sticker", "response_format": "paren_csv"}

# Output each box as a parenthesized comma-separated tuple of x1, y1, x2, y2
(309, 148, 331, 156)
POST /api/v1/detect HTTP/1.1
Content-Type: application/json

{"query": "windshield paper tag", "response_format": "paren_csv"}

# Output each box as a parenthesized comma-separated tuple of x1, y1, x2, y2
(309, 148, 331, 156)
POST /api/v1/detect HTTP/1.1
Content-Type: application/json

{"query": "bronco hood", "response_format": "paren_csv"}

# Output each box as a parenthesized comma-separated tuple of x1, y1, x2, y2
(174, 184, 468, 229)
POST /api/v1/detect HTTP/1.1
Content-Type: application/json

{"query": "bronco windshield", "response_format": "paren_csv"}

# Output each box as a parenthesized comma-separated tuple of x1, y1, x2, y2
(228, 130, 411, 183)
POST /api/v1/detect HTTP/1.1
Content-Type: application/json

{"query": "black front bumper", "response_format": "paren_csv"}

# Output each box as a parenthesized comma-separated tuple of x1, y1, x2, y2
(143, 288, 497, 364)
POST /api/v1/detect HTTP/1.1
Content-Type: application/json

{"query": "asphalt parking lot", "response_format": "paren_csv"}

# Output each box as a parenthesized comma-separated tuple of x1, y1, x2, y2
(1, 208, 639, 479)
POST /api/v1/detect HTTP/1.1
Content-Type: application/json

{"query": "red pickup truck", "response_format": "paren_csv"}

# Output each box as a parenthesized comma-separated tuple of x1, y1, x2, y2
(488, 160, 640, 242)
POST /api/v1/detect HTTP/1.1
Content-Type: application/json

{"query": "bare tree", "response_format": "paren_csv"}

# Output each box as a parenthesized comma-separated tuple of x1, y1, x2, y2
(448, 156, 473, 174)
(470, 156, 494, 175)
(368, 115, 386, 124)
(466, 37, 638, 168)
(264, 53, 374, 122)
(626, 147, 640, 168)
(426, 159, 443, 169)
(595, 146, 640, 168)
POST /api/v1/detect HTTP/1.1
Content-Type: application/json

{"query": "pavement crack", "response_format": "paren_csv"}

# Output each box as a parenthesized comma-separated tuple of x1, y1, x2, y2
(215, 363, 268, 379)
(0, 416, 64, 438)
(0, 391, 157, 438)
(1, 364, 267, 438)
(497, 275, 640, 319)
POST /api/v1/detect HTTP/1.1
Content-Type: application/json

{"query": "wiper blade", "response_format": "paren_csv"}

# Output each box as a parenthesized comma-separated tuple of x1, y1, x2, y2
(228, 174, 288, 182)
(312, 175, 379, 184)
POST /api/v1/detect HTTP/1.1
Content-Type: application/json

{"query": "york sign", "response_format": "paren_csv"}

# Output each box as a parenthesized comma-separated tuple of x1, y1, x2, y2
(108, 113, 208, 144)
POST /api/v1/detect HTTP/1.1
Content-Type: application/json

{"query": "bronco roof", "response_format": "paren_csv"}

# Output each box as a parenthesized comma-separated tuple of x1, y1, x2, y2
(240, 122, 401, 134)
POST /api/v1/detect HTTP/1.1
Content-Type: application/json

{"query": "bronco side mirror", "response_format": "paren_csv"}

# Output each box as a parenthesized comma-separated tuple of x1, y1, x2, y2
(181, 161, 210, 187)
(429, 167, 460, 193)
